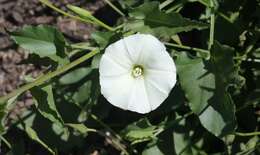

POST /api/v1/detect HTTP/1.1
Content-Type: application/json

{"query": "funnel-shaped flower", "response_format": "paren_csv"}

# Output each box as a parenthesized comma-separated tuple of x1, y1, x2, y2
(99, 34, 176, 114)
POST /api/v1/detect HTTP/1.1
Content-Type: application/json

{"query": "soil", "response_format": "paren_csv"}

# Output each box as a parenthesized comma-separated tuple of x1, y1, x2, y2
(0, 0, 107, 118)
(0, 0, 105, 95)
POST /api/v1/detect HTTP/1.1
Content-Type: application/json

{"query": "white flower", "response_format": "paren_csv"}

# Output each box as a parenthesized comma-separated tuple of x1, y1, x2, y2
(99, 34, 176, 114)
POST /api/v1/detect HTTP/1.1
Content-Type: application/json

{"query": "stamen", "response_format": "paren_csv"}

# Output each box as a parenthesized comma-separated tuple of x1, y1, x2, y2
(132, 65, 144, 78)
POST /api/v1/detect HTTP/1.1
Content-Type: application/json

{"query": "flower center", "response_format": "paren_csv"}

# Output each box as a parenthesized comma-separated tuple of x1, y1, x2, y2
(132, 65, 144, 78)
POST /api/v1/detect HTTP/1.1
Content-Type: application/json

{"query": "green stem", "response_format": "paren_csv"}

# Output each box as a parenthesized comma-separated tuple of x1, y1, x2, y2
(40, 0, 114, 31)
(0, 50, 99, 103)
(115, 23, 125, 30)
(235, 132, 260, 137)
(0, 135, 11, 149)
(159, 0, 175, 10)
(91, 17, 115, 31)
(165, 3, 183, 13)
(39, 0, 95, 24)
(69, 44, 96, 50)
(103, 0, 125, 17)
(164, 42, 209, 54)
(208, 0, 215, 50)
(217, 12, 233, 23)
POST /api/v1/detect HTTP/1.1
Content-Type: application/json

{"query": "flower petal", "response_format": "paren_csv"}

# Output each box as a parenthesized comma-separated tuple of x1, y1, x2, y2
(144, 70, 176, 110)
(136, 34, 165, 63)
(99, 54, 129, 77)
(105, 40, 133, 68)
(127, 78, 151, 114)
(99, 33, 177, 114)
(144, 80, 168, 110)
(100, 74, 134, 110)
(122, 34, 143, 63)
(145, 69, 176, 94)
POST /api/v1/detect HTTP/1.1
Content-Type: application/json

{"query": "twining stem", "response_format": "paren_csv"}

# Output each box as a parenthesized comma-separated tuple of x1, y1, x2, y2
(235, 132, 260, 137)
(0, 50, 99, 103)
(164, 42, 209, 54)
(208, 0, 215, 50)
(103, 0, 125, 17)
(39, 0, 114, 31)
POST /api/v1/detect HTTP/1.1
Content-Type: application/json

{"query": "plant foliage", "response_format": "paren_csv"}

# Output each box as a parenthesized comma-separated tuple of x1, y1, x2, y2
(0, 0, 259, 154)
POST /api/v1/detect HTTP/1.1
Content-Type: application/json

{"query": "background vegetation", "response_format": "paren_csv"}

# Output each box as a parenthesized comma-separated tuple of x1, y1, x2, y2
(0, 0, 259, 154)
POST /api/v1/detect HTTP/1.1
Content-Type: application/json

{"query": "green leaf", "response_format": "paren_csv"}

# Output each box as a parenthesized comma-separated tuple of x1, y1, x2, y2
(11, 25, 68, 64)
(173, 116, 204, 155)
(252, 47, 260, 58)
(173, 120, 193, 155)
(127, 2, 208, 38)
(59, 67, 92, 85)
(176, 53, 214, 114)
(142, 131, 175, 155)
(91, 31, 114, 49)
(176, 42, 237, 138)
(210, 41, 241, 88)
(142, 142, 165, 155)
(91, 54, 102, 69)
(66, 123, 93, 134)
(31, 84, 64, 128)
(25, 126, 55, 155)
(72, 81, 92, 104)
(121, 118, 162, 144)
(91, 31, 122, 49)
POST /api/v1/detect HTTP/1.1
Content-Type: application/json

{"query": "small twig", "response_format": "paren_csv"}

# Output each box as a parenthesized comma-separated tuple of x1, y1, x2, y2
(164, 42, 209, 55)
(208, 0, 215, 50)
(235, 132, 260, 137)
(103, 0, 125, 17)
